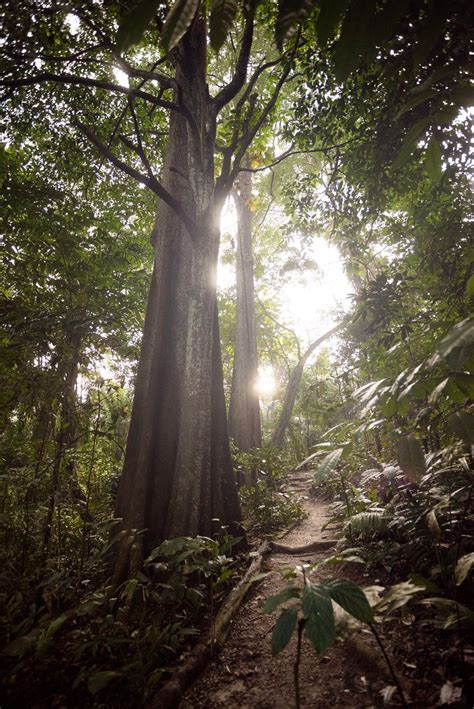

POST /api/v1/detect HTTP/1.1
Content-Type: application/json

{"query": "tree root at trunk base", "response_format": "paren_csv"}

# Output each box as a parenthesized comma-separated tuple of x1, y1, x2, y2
(148, 541, 270, 709)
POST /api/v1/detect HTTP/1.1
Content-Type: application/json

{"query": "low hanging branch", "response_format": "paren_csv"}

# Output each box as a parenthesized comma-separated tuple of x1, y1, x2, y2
(270, 322, 344, 449)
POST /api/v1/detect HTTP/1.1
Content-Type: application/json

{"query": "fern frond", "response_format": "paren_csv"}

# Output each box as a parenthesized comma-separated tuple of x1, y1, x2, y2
(344, 510, 392, 538)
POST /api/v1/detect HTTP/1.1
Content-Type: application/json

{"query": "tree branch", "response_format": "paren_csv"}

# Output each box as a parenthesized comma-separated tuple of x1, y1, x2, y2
(0, 72, 180, 113)
(114, 56, 176, 91)
(270, 321, 344, 449)
(232, 37, 301, 178)
(213, 15, 255, 113)
(256, 294, 301, 359)
(238, 139, 360, 173)
(2, 44, 107, 63)
(75, 120, 196, 236)
(215, 34, 302, 204)
(128, 98, 155, 181)
(234, 55, 284, 116)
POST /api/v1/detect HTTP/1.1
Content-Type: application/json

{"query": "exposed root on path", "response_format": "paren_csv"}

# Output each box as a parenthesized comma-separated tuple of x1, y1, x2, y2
(153, 472, 415, 709)
(269, 539, 337, 554)
(149, 542, 271, 709)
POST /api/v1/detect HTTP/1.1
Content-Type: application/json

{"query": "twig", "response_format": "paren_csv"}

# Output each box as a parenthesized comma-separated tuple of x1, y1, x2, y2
(294, 620, 303, 709)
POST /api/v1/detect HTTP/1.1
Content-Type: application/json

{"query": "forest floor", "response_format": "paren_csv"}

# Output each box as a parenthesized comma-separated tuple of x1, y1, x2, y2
(180, 471, 463, 708)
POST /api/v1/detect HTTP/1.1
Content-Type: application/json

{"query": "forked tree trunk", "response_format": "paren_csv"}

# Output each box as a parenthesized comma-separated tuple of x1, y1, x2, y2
(113, 23, 242, 583)
(228, 164, 262, 460)
(270, 323, 342, 449)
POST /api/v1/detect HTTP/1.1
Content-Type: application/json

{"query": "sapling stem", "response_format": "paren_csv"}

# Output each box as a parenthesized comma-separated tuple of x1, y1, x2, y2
(294, 619, 303, 709)
(370, 623, 407, 707)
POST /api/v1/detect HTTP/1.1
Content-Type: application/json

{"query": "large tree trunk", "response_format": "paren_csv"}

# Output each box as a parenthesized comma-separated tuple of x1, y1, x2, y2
(113, 22, 242, 582)
(228, 163, 262, 460)
(270, 323, 342, 449)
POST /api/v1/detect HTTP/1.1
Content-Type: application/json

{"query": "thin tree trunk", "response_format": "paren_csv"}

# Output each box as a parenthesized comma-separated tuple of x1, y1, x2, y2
(21, 400, 52, 570)
(42, 331, 82, 557)
(228, 162, 262, 463)
(270, 323, 342, 449)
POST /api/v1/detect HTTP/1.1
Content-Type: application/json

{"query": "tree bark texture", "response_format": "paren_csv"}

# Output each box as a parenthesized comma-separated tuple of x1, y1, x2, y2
(113, 22, 242, 582)
(270, 323, 342, 449)
(228, 164, 262, 461)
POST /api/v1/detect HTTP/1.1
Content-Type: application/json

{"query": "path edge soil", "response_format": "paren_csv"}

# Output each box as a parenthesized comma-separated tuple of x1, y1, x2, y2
(148, 541, 272, 708)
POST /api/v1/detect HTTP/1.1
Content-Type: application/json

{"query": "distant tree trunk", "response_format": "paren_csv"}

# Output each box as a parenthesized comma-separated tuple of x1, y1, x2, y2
(228, 162, 262, 462)
(113, 23, 242, 583)
(270, 323, 342, 449)
(42, 330, 82, 556)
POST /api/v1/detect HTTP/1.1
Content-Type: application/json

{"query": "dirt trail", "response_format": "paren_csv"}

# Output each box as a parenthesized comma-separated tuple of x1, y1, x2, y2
(181, 472, 396, 709)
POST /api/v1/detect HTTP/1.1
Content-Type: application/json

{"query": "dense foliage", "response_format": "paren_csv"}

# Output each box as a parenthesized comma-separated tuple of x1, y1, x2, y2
(0, 0, 472, 705)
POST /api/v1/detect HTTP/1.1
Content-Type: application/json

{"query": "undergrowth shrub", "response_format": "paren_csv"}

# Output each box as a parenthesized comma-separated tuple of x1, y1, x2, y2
(233, 446, 307, 536)
(1, 532, 238, 706)
(239, 480, 306, 536)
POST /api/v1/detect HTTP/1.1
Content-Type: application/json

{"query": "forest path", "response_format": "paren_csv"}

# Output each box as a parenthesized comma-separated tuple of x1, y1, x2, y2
(180, 472, 392, 709)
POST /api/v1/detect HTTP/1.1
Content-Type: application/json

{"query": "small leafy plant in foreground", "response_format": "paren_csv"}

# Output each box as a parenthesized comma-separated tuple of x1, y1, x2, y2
(264, 569, 388, 708)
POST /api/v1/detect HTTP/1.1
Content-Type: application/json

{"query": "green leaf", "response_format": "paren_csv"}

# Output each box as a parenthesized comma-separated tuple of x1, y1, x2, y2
(45, 614, 67, 640)
(449, 412, 474, 445)
(4, 633, 37, 658)
(161, 0, 200, 50)
(428, 376, 452, 403)
(377, 580, 426, 615)
(445, 378, 468, 403)
(323, 579, 373, 623)
(391, 117, 431, 171)
(121, 578, 138, 602)
(429, 374, 464, 404)
(302, 584, 335, 652)
(438, 318, 474, 369)
(333, 0, 377, 82)
(454, 552, 474, 586)
(209, 0, 238, 52)
(426, 509, 442, 540)
(116, 0, 161, 53)
(263, 585, 301, 614)
(302, 582, 332, 617)
(87, 671, 122, 695)
(354, 378, 386, 403)
(397, 435, 426, 482)
(466, 274, 474, 298)
(315, 0, 350, 48)
(151, 536, 188, 558)
(345, 510, 390, 537)
(312, 448, 344, 484)
(433, 106, 460, 128)
(271, 607, 297, 655)
(425, 135, 442, 183)
(250, 571, 271, 584)
(418, 598, 474, 630)
(408, 574, 439, 593)
(275, 0, 313, 50)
